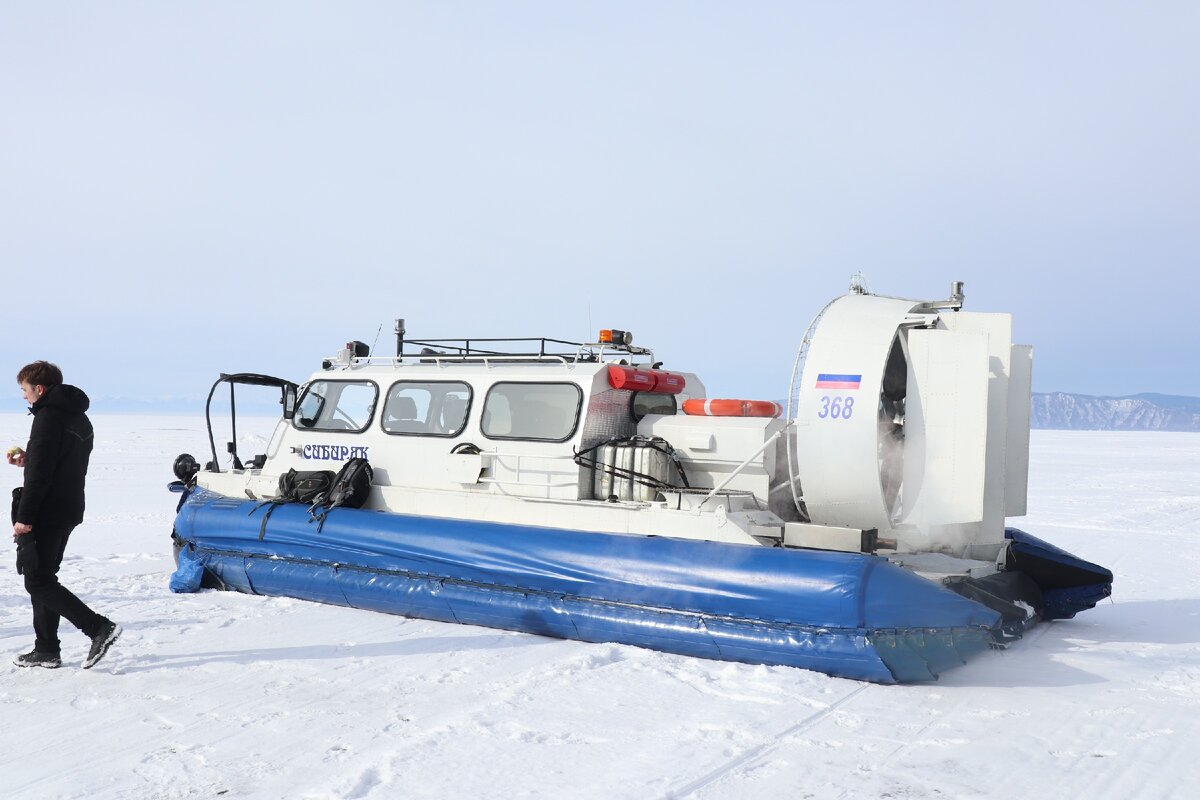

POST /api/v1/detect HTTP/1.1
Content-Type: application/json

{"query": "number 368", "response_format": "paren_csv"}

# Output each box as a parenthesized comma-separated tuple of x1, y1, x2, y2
(817, 395, 855, 420)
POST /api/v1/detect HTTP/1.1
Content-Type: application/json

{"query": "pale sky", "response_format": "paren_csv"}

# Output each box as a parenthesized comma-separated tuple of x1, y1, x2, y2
(3, 2, 1197, 411)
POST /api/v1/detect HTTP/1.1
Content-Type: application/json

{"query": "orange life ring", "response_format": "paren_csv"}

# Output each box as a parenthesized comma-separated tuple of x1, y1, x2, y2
(682, 398, 782, 418)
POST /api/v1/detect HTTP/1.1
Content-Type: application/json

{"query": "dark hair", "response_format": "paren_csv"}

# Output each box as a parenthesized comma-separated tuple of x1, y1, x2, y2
(17, 361, 64, 388)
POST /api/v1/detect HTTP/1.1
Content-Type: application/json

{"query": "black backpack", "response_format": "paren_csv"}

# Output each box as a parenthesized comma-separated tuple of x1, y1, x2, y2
(308, 457, 374, 532)
(280, 469, 336, 505)
(248, 468, 335, 540)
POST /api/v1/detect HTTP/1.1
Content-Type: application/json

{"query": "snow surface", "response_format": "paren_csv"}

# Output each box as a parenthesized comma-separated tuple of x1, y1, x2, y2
(1, 414, 1197, 799)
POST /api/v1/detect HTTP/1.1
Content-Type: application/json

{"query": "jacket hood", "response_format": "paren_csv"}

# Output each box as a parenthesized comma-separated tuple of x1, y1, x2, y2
(31, 383, 91, 415)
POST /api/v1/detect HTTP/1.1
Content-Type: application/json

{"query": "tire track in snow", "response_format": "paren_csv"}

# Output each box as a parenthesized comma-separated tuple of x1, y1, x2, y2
(661, 619, 1067, 800)
(662, 682, 872, 799)
(820, 621, 1067, 799)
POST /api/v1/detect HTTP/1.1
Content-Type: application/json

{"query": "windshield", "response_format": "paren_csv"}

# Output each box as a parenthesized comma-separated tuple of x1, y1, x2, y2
(294, 380, 378, 433)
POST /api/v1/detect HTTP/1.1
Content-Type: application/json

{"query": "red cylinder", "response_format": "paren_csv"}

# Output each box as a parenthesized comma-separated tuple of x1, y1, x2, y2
(608, 365, 688, 394)
(607, 365, 657, 391)
(650, 371, 686, 394)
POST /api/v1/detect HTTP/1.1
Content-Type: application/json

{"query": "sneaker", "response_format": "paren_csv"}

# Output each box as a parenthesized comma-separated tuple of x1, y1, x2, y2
(14, 650, 62, 669)
(83, 622, 122, 669)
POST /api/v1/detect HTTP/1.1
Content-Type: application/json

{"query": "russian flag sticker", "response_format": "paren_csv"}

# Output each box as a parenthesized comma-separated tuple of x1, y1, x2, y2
(815, 373, 862, 390)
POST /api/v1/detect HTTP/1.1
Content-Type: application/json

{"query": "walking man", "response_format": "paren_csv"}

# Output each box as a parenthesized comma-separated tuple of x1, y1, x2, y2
(8, 361, 120, 669)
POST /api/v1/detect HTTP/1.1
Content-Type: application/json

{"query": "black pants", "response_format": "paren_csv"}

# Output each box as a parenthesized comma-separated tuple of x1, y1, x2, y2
(22, 525, 108, 655)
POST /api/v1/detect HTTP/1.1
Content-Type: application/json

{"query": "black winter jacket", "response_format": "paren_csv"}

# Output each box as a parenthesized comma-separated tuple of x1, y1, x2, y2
(16, 384, 94, 529)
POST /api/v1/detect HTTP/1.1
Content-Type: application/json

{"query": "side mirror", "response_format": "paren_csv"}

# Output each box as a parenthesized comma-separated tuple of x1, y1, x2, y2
(283, 386, 298, 420)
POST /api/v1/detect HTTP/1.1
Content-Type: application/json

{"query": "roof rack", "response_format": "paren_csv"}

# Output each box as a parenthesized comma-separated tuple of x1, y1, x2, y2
(402, 336, 599, 362)
(397, 332, 651, 362)
(324, 326, 657, 370)
(390, 318, 653, 362)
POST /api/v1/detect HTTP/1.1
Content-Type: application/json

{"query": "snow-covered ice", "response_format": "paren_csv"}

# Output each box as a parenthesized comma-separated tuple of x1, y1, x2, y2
(1, 414, 1197, 799)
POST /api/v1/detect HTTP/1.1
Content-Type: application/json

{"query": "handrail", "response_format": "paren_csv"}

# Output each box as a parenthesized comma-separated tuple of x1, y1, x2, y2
(330, 352, 661, 370)
(699, 426, 788, 506)
(359, 354, 577, 368)
(329, 334, 657, 368)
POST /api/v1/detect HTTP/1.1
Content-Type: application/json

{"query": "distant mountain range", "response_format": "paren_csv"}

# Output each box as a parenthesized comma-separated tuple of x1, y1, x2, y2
(1032, 392, 1200, 431)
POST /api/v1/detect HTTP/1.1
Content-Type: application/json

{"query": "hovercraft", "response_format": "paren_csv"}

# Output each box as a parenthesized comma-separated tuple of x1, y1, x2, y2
(168, 280, 1112, 683)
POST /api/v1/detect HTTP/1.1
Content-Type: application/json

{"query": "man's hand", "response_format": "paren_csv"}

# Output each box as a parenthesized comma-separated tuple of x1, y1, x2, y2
(13, 522, 32, 537)
(15, 534, 38, 575)
(6, 446, 24, 467)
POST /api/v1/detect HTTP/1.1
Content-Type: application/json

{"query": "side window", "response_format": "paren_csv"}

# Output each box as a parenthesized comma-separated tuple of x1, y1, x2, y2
(482, 382, 582, 441)
(631, 391, 677, 422)
(383, 381, 472, 437)
(293, 380, 378, 433)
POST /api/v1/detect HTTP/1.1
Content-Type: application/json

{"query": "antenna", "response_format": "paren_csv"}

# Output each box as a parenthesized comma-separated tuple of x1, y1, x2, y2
(369, 323, 383, 356)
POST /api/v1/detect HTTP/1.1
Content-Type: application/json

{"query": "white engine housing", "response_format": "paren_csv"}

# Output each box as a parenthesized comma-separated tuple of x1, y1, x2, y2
(791, 291, 1032, 559)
